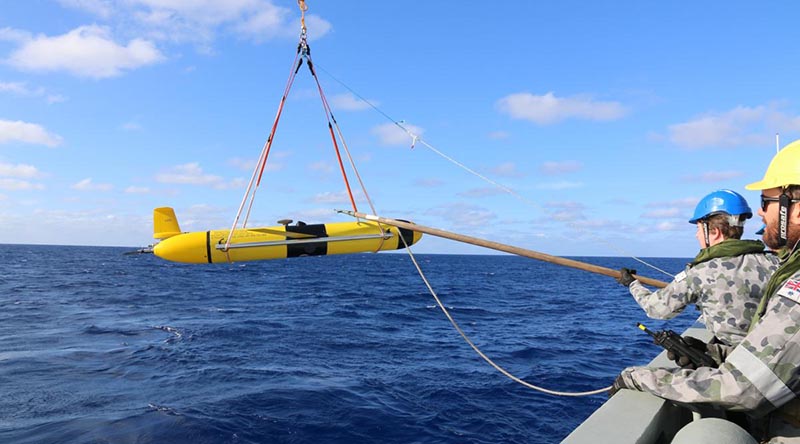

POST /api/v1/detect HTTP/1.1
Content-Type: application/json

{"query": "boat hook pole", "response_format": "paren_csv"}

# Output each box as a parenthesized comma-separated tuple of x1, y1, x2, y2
(336, 209, 668, 289)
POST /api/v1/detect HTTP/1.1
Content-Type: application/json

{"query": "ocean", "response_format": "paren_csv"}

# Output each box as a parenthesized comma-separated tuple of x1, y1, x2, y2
(0, 245, 695, 443)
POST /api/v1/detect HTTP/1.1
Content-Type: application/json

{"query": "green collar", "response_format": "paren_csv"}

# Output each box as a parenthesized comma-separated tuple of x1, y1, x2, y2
(689, 239, 768, 267)
(750, 242, 800, 331)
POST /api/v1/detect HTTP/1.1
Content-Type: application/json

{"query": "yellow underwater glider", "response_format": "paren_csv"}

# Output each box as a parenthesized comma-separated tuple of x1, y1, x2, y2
(151, 207, 423, 264)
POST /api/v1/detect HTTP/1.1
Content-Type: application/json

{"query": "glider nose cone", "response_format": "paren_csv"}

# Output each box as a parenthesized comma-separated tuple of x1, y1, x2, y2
(153, 232, 209, 264)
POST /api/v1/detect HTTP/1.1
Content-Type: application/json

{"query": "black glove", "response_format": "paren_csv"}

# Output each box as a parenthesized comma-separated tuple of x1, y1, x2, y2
(666, 335, 709, 369)
(608, 374, 635, 397)
(616, 268, 636, 287)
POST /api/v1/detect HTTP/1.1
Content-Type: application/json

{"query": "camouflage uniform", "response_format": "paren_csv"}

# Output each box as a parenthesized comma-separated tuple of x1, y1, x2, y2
(617, 246, 800, 443)
(629, 242, 779, 346)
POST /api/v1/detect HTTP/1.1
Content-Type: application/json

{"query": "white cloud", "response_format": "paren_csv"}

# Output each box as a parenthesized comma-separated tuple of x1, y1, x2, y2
(0, 82, 65, 103)
(668, 104, 800, 149)
(496, 92, 627, 125)
(219, 177, 247, 190)
(72, 178, 113, 191)
(414, 178, 444, 188)
(57, 0, 114, 18)
(655, 221, 683, 232)
(121, 121, 142, 131)
(308, 190, 364, 204)
(0, 162, 43, 178)
(47, 94, 67, 104)
(330, 93, 374, 111)
(59, 0, 332, 48)
(0, 178, 45, 191)
(545, 201, 586, 211)
(535, 181, 583, 190)
(0, 27, 31, 43)
(156, 162, 222, 186)
(0, 119, 63, 147)
(426, 202, 496, 228)
(568, 218, 616, 230)
(547, 210, 584, 222)
(229, 157, 256, 172)
(124, 186, 150, 193)
(487, 131, 509, 140)
(228, 154, 284, 173)
(681, 170, 744, 183)
(488, 162, 525, 178)
(641, 208, 683, 219)
(5, 25, 165, 78)
(647, 197, 697, 209)
(544, 201, 587, 222)
(458, 187, 507, 198)
(372, 122, 424, 146)
(0, 82, 30, 94)
(155, 162, 244, 189)
(539, 160, 582, 175)
(289, 207, 338, 223)
(300, 15, 333, 42)
(308, 161, 333, 173)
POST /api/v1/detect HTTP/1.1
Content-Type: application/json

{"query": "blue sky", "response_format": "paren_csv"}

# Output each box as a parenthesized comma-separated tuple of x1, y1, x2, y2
(0, 1, 798, 257)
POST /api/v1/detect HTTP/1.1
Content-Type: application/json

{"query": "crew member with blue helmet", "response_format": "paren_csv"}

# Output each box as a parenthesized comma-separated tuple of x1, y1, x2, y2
(617, 189, 778, 350)
(613, 139, 800, 443)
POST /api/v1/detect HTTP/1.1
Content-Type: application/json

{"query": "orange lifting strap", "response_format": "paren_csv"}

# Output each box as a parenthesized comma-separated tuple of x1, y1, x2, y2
(225, 0, 380, 250)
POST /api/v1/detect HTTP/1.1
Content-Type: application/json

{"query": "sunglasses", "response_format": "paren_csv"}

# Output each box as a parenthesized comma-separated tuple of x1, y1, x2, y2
(760, 195, 781, 211)
(761, 194, 800, 211)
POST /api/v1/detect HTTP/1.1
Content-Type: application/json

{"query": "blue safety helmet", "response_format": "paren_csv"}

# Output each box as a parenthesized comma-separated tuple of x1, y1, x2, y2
(688, 189, 753, 224)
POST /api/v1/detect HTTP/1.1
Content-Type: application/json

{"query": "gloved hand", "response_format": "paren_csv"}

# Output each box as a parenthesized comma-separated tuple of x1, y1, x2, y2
(608, 373, 636, 397)
(616, 268, 637, 287)
(666, 335, 709, 369)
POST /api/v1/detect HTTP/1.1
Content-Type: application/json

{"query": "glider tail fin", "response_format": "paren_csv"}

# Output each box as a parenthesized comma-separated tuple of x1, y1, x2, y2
(153, 207, 182, 240)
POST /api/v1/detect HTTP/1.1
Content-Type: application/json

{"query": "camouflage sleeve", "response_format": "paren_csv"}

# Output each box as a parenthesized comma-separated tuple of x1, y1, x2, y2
(617, 288, 800, 417)
(628, 267, 697, 320)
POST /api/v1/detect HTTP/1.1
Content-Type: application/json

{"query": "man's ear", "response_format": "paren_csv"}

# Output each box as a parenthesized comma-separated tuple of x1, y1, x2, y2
(709, 226, 724, 242)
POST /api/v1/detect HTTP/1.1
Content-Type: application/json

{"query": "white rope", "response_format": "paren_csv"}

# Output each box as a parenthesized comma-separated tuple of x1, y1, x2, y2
(397, 233, 612, 397)
(316, 64, 674, 279)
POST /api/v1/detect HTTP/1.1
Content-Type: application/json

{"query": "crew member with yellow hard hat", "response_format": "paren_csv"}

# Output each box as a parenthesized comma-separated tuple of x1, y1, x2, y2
(610, 140, 800, 443)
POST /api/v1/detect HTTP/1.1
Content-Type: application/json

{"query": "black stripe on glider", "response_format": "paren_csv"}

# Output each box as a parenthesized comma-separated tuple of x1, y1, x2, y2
(396, 226, 415, 250)
(286, 223, 328, 257)
(206, 231, 213, 264)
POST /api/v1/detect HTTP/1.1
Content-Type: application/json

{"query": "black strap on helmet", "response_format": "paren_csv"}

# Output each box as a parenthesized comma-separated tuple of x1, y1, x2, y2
(779, 192, 791, 247)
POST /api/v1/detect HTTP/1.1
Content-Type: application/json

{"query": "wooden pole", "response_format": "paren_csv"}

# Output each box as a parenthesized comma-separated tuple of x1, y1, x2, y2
(339, 210, 669, 289)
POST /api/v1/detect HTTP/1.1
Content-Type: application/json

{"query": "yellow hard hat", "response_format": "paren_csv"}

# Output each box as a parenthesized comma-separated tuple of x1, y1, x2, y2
(746, 139, 800, 190)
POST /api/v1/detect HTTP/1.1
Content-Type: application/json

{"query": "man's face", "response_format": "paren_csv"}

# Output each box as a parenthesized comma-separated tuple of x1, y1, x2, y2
(695, 222, 709, 249)
(759, 187, 799, 249)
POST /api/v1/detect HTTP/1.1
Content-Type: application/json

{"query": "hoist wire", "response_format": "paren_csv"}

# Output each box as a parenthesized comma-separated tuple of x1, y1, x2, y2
(307, 67, 390, 246)
(225, 50, 302, 250)
(313, 63, 674, 279)
(305, 53, 359, 213)
(226, 5, 375, 249)
(245, 54, 303, 226)
(397, 229, 612, 397)
(309, 68, 380, 217)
